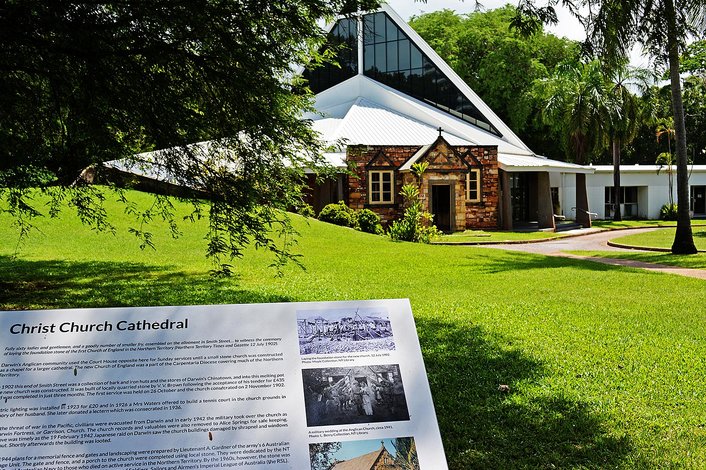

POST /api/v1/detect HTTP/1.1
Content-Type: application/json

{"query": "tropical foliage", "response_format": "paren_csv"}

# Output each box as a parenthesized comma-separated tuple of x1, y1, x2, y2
(0, 0, 381, 274)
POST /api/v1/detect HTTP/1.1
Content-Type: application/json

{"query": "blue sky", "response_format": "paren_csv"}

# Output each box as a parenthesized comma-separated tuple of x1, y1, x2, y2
(385, 0, 648, 66)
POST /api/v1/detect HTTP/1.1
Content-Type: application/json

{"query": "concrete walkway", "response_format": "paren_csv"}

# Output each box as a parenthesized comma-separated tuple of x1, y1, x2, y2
(484, 228, 706, 280)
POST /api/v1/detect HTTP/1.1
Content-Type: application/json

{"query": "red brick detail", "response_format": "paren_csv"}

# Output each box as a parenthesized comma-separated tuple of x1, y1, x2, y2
(345, 143, 499, 230)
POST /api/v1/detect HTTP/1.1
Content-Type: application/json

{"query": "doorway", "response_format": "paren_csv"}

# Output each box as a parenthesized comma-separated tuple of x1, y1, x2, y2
(692, 186, 706, 215)
(431, 184, 452, 232)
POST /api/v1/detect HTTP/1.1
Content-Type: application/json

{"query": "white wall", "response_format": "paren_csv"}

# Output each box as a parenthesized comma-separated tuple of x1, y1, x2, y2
(585, 166, 706, 220)
(549, 167, 706, 221)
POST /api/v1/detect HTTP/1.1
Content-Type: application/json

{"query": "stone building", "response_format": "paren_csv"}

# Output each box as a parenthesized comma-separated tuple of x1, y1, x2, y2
(347, 136, 499, 231)
(302, 4, 593, 230)
(331, 443, 404, 470)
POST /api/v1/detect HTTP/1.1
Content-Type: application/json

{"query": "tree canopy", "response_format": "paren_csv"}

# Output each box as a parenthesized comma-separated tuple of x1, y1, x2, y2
(409, 5, 579, 160)
(0, 0, 378, 273)
(514, 0, 705, 253)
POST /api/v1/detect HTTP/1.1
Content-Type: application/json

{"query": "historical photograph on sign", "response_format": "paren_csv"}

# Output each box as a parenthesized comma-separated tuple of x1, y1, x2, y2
(297, 307, 395, 355)
(302, 364, 409, 427)
(309, 437, 420, 470)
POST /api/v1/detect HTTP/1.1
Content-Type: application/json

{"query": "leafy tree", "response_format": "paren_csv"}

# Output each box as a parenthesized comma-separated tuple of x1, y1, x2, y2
(309, 441, 342, 470)
(410, 5, 579, 161)
(0, 0, 380, 273)
(682, 40, 706, 76)
(513, 0, 704, 253)
(656, 119, 677, 207)
(605, 64, 649, 221)
(533, 59, 615, 226)
(391, 437, 419, 470)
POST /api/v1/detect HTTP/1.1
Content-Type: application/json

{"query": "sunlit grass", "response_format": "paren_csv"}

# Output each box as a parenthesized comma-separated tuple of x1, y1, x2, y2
(609, 226, 706, 251)
(3, 189, 706, 468)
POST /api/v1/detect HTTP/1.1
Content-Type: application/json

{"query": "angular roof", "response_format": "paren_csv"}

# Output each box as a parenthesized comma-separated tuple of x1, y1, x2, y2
(331, 446, 388, 470)
(305, 4, 591, 174)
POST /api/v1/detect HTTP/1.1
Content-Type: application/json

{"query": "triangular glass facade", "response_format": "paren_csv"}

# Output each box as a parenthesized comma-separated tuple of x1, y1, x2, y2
(303, 17, 358, 94)
(362, 12, 501, 136)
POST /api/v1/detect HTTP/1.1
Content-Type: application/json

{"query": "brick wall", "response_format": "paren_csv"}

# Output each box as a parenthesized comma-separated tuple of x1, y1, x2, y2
(345, 141, 499, 230)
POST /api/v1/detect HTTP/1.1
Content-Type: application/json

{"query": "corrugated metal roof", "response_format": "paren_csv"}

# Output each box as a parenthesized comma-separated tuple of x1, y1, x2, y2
(499, 153, 594, 173)
(312, 98, 472, 147)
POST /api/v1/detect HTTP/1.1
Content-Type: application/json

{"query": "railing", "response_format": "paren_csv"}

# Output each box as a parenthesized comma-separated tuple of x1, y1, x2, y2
(571, 207, 598, 219)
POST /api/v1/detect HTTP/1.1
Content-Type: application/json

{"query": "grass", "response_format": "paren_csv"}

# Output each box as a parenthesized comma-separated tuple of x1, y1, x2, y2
(591, 220, 679, 229)
(435, 229, 560, 244)
(3, 189, 706, 468)
(570, 251, 706, 270)
(609, 226, 706, 251)
(570, 226, 706, 270)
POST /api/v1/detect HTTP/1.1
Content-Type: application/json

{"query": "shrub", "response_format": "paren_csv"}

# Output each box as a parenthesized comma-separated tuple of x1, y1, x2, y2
(659, 203, 678, 221)
(357, 209, 383, 235)
(318, 201, 356, 228)
(296, 203, 315, 218)
(388, 183, 440, 243)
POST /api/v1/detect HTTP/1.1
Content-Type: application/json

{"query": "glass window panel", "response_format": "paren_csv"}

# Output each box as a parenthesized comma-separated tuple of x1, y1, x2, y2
(374, 12, 386, 42)
(348, 18, 357, 39)
(359, 12, 502, 136)
(338, 21, 347, 38)
(398, 39, 410, 69)
(410, 67, 423, 97)
(375, 43, 386, 72)
(372, 192, 380, 202)
(385, 16, 398, 41)
(410, 45, 423, 69)
(364, 14, 375, 44)
(364, 45, 375, 73)
(399, 69, 411, 93)
(386, 41, 398, 72)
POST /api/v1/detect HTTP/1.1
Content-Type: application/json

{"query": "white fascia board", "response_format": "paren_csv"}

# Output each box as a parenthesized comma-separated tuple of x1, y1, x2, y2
(501, 165, 595, 174)
(311, 76, 362, 116)
(380, 3, 533, 153)
(591, 164, 706, 173)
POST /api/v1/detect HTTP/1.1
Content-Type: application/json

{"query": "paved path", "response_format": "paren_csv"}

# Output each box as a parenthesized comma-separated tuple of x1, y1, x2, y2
(484, 228, 706, 280)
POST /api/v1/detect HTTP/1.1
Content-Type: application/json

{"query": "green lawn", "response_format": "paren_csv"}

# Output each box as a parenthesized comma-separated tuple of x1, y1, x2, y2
(3, 190, 706, 468)
(609, 226, 706, 251)
(435, 229, 560, 244)
(591, 220, 679, 229)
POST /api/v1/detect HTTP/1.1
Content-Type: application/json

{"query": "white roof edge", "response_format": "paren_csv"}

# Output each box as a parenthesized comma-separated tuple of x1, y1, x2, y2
(591, 164, 706, 172)
(399, 144, 431, 171)
(380, 4, 532, 153)
(500, 165, 595, 174)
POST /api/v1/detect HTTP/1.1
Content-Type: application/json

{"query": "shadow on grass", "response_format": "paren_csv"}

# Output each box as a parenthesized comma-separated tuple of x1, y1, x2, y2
(417, 317, 640, 469)
(0, 256, 290, 310)
(464, 250, 620, 275)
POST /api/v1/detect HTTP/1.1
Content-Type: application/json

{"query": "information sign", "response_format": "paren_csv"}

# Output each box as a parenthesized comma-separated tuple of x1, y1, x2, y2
(0, 299, 447, 469)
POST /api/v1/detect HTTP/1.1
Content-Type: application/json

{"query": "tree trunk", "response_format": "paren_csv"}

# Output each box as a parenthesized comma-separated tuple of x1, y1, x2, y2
(576, 173, 591, 227)
(612, 138, 622, 221)
(665, 0, 697, 254)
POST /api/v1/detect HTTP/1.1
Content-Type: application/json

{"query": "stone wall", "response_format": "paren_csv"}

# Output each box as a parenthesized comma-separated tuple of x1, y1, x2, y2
(345, 141, 499, 230)
(463, 146, 499, 229)
(346, 145, 418, 227)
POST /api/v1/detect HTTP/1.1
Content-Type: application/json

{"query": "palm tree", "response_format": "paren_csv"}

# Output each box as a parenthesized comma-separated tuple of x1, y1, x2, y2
(534, 59, 613, 227)
(605, 64, 646, 221)
(514, 0, 705, 253)
(656, 119, 677, 207)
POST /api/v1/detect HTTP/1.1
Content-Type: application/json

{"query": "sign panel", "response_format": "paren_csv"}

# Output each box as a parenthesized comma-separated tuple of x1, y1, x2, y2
(0, 299, 447, 469)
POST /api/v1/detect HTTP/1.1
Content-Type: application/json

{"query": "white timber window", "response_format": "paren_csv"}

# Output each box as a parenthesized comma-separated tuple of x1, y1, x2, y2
(466, 169, 481, 202)
(369, 170, 394, 204)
